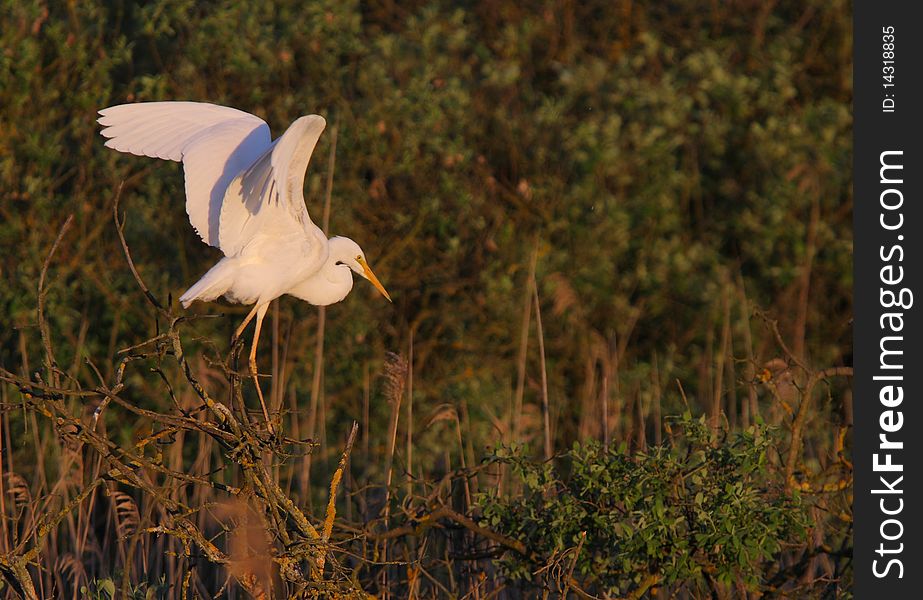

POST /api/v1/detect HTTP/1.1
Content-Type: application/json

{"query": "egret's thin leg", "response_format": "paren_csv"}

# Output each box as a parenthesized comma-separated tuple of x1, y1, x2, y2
(249, 303, 274, 434)
(233, 304, 261, 343)
(249, 303, 269, 373)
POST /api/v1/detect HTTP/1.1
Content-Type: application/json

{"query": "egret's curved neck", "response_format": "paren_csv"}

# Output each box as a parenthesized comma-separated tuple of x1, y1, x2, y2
(288, 264, 352, 306)
(284, 236, 357, 306)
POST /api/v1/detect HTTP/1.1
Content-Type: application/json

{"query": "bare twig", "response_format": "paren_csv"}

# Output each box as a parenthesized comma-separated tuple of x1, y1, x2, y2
(112, 183, 166, 315)
(37, 214, 74, 387)
(318, 421, 358, 573)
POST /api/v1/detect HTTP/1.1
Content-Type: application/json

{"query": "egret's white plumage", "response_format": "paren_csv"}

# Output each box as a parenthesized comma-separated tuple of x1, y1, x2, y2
(99, 101, 391, 431)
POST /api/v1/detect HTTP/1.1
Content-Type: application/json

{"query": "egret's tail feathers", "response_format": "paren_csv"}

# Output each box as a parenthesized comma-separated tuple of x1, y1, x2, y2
(179, 262, 234, 308)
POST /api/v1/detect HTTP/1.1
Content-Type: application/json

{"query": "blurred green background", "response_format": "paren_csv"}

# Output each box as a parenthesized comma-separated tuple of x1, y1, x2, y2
(1, 0, 851, 477)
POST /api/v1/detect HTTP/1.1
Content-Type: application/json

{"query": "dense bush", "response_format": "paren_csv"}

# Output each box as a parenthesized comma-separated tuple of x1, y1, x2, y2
(480, 416, 807, 597)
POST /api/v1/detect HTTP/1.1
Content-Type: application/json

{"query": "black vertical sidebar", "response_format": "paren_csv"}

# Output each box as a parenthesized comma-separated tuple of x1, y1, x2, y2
(854, 2, 923, 596)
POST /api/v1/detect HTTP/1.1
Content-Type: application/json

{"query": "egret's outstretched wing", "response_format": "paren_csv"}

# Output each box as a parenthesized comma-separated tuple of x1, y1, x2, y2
(218, 115, 327, 256)
(98, 102, 271, 247)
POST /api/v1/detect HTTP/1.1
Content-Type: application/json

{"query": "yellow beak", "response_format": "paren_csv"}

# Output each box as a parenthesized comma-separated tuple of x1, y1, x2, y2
(357, 257, 392, 302)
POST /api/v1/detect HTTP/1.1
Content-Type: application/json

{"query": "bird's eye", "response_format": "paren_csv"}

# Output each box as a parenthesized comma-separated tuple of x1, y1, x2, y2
(356, 255, 362, 261)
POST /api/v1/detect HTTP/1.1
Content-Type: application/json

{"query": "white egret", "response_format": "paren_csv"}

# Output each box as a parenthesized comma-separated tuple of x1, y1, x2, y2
(98, 101, 391, 430)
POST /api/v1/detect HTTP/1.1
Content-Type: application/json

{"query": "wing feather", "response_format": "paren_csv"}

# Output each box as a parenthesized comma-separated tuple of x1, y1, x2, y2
(99, 102, 266, 161)
(98, 101, 272, 247)
(99, 102, 326, 256)
(218, 115, 326, 256)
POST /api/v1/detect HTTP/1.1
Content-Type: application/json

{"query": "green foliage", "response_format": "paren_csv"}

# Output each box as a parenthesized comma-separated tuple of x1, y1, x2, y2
(479, 415, 807, 596)
(81, 577, 168, 600)
(81, 579, 115, 600)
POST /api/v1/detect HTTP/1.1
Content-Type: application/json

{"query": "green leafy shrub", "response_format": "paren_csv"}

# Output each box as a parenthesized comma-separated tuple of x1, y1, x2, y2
(81, 577, 167, 600)
(479, 414, 806, 597)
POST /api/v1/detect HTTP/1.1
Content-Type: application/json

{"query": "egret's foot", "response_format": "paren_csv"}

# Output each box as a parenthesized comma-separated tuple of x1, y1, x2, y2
(230, 334, 245, 351)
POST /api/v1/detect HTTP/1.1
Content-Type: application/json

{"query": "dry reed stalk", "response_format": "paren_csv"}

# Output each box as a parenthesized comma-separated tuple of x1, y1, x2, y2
(344, 441, 354, 523)
(601, 374, 610, 448)
(362, 361, 371, 512)
(578, 353, 597, 441)
(305, 123, 339, 501)
(319, 374, 328, 458)
(5, 472, 30, 545)
(634, 383, 646, 449)
(713, 284, 731, 434)
(843, 387, 853, 426)
(111, 488, 141, 590)
(725, 344, 738, 430)
(793, 196, 820, 361)
(0, 387, 7, 555)
(104, 308, 123, 380)
(55, 553, 85, 600)
(406, 538, 429, 599)
(406, 330, 414, 501)
(285, 387, 300, 500)
(270, 305, 283, 483)
(276, 318, 294, 422)
(512, 244, 537, 444)
(701, 314, 715, 434)
(163, 408, 191, 584)
(381, 352, 407, 525)
(2, 386, 14, 495)
(459, 397, 478, 499)
(651, 353, 662, 446)
(305, 305, 325, 491)
(736, 271, 759, 427)
(532, 278, 552, 461)
(444, 406, 471, 511)
(610, 334, 622, 443)
(67, 316, 90, 380)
